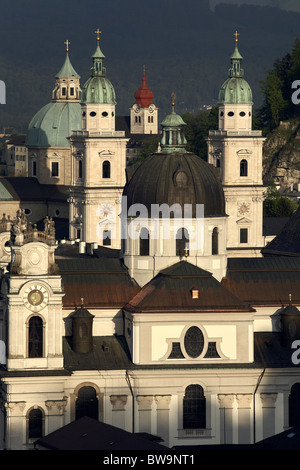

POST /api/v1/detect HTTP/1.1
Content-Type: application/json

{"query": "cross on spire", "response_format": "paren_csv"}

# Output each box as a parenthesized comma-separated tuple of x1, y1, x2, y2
(171, 92, 176, 111)
(64, 39, 70, 53)
(234, 30, 240, 44)
(95, 28, 101, 42)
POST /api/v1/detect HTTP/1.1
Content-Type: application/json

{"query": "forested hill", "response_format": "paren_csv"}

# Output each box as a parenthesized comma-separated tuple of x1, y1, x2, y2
(0, 0, 300, 131)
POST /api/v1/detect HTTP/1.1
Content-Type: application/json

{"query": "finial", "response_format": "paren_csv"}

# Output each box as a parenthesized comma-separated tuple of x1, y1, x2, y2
(234, 30, 239, 44)
(143, 64, 146, 75)
(171, 92, 176, 112)
(289, 293, 292, 304)
(81, 297, 84, 307)
(64, 39, 70, 53)
(95, 28, 101, 43)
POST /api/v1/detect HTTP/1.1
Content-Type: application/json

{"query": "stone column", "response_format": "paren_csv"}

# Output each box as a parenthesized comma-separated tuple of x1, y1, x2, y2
(45, 398, 68, 434)
(236, 394, 252, 444)
(218, 394, 234, 444)
(110, 395, 128, 430)
(260, 393, 277, 439)
(154, 395, 171, 446)
(136, 395, 153, 433)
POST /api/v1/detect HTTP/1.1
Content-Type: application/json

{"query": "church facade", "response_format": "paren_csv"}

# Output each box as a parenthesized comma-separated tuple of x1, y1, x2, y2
(0, 32, 300, 451)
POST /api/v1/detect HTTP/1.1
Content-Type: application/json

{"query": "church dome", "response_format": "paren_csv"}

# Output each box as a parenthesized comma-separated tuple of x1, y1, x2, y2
(124, 95, 226, 218)
(25, 45, 82, 148)
(218, 37, 253, 105)
(25, 101, 81, 147)
(81, 32, 116, 105)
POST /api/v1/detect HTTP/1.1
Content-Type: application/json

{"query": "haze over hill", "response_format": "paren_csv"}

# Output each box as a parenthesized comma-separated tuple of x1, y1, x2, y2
(0, 0, 300, 131)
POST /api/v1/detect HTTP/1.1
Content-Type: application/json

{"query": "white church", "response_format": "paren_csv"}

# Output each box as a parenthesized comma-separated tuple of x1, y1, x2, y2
(0, 31, 300, 450)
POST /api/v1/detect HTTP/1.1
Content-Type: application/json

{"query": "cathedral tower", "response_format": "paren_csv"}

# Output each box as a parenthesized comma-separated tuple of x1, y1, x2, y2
(207, 33, 265, 256)
(69, 30, 128, 248)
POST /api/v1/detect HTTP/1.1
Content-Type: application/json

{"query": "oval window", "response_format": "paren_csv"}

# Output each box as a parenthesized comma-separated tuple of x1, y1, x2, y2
(102, 111, 108, 117)
(220, 111, 224, 117)
(228, 111, 234, 116)
(184, 326, 204, 358)
(239, 111, 246, 117)
(90, 111, 97, 117)
(82, 111, 86, 117)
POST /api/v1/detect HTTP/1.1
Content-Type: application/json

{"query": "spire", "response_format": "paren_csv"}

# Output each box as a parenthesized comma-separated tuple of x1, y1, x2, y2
(228, 31, 244, 78)
(90, 28, 106, 77)
(55, 40, 80, 78)
(134, 65, 154, 108)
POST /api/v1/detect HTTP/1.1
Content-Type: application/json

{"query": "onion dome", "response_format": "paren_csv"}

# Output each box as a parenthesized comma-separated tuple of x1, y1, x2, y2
(81, 29, 116, 105)
(25, 41, 81, 147)
(134, 66, 154, 108)
(123, 94, 226, 218)
(218, 32, 253, 105)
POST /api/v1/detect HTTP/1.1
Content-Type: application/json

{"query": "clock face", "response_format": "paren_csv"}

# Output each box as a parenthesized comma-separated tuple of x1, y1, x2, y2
(24, 285, 48, 311)
(134, 104, 140, 113)
(148, 104, 155, 113)
(238, 202, 250, 216)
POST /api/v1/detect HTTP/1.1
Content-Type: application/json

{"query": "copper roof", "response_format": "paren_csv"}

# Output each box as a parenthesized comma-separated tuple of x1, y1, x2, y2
(57, 258, 140, 309)
(222, 257, 300, 306)
(124, 261, 254, 313)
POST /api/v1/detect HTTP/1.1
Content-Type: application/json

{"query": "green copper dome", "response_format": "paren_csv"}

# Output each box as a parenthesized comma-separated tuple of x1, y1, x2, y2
(25, 101, 81, 147)
(81, 37, 116, 105)
(160, 94, 187, 153)
(218, 40, 253, 105)
(25, 48, 81, 148)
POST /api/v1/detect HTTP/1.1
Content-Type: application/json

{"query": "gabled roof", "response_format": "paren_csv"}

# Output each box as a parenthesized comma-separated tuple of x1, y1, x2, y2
(124, 261, 254, 313)
(262, 207, 300, 256)
(35, 416, 167, 450)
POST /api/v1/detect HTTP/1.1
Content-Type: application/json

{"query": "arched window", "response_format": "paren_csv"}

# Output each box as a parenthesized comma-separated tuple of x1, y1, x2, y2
(102, 160, 111, 179)
(76, 386, 98, 420)
(183, 385, 206, 429)
(140, 227, 149, 256)
(78, 159, 83, 179)
(212, 227, 218, 255)
(176, 228, 189, 257)
(28, 408, 44, 439)
(289, 383, 300, 426)
(103, 230, 111, 246)
(28, 316, 43, 358)
(240, 159, 248, 177)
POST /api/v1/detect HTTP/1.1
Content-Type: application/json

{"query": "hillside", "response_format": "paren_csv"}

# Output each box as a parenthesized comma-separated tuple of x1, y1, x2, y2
(263, 119, 300, 188)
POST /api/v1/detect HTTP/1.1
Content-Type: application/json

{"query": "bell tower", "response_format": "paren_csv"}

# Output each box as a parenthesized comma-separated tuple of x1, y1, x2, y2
(130, 66, 158, 135)
(69, 30, 128, 249)
(207, 33, 265, 257)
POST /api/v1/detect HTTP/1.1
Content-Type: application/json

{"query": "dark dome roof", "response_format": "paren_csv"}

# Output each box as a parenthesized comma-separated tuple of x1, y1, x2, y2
(123, 152, 226, 217)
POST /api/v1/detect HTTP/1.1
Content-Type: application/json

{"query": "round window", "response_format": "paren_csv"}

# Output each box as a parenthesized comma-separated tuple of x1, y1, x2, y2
(184, 326, 204, 358)
(228, 111, 234, 116)
(239, 111, 246, 117)
(102, 111, 108, 117)
(90, 111, 96, 117)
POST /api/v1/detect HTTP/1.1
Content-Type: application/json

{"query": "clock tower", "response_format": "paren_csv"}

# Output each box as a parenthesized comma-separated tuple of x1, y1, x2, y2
(207, 33, 265, 256)
(3, 211, 64, 371)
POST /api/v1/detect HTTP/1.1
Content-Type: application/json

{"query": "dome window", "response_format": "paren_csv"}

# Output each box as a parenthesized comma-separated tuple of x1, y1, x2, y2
(82, 111, 86, 117)
(239, 111, 246, 116)
(220, 111, 224, 116)
(102, 111, 108, 117)
(228, 111, 234, 117)
(90, 111, 97, 117)
(174, 170, 188, 188)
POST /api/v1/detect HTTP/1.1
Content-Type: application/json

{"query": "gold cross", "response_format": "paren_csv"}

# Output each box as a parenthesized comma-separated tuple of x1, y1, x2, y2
(95, 28, 101, 42)
(234, 30, 239, 43)
(64, 39, 70, 53)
